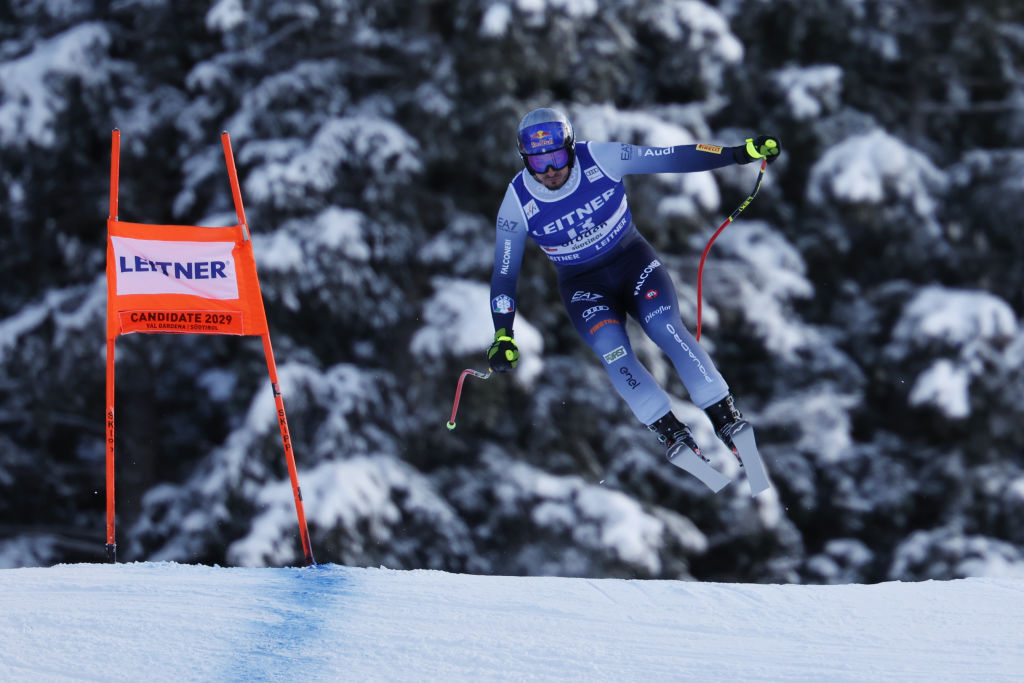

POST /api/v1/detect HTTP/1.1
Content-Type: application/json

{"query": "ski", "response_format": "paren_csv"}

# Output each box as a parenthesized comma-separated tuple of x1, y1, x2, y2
(667, 448, 731, 493)
(730, 423, 772, 496)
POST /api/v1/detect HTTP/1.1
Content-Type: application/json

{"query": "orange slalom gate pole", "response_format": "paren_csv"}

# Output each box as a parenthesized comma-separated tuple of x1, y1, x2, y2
(106, 129, 120, 563)
(262, 335, 316, 566)
(222, 132, 316, 566)
(105, 344, 117, 563)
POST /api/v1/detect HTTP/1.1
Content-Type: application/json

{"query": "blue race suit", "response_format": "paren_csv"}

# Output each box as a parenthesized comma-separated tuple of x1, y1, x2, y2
(490, 141, 737, 426)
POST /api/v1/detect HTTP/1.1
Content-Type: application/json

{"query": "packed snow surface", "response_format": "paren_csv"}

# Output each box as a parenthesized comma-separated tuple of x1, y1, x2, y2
(1, 562, 1022, 681)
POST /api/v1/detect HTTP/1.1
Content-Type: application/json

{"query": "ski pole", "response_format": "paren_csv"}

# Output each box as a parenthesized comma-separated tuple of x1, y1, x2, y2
(696, 157, 768, 341)
(446, 368, 492, 430)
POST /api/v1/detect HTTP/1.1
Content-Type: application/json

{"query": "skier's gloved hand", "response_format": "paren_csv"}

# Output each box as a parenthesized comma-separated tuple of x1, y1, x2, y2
(487, 328, 519, 372)
(732, 135, 781, 164)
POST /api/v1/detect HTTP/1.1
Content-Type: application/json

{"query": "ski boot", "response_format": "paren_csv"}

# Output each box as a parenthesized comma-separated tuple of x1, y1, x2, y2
(704, 394, 747, 464)
(705, 394, 773, 495)
(648, 412, 731, 492)
(648, 412, 705, 463)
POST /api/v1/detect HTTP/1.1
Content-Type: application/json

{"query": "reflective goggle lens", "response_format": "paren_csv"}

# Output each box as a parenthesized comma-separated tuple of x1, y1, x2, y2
(524, 148, 570, 174)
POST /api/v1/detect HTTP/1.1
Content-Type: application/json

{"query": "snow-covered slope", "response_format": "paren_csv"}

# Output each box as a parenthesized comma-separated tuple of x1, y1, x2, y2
(1, 563, 1021, 681)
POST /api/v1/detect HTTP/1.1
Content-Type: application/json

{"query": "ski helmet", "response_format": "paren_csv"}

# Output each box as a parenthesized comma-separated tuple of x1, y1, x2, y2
(517, 108, 575, 174)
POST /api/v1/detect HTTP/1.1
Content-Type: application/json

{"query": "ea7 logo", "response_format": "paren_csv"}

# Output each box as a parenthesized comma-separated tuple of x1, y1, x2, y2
(603, 346, 627, 364)
(571, 291, 603, 302)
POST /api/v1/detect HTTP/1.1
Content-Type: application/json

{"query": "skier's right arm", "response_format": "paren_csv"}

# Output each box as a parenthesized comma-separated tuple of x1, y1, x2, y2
(588, 135, 781, 177)
(488, 185, 528, 371)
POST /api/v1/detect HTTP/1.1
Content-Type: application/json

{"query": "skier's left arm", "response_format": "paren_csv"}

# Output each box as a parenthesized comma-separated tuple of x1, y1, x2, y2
(588, 135, 781, 177)
(487, 185, 528, 372)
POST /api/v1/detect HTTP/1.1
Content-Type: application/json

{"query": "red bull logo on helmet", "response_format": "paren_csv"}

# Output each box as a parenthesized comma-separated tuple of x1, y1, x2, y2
(528, 129, 554, 150)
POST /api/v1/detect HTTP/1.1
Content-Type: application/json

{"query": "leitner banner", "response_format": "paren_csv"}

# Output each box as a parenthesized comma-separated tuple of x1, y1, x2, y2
(105, 221, 268, 337)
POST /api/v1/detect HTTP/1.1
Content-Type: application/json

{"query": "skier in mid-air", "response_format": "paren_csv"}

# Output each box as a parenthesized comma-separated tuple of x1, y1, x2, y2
(486, 107, 780, 485)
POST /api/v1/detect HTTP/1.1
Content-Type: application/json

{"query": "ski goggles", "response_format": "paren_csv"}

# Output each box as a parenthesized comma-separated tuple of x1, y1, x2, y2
(523, 147, 570, 174)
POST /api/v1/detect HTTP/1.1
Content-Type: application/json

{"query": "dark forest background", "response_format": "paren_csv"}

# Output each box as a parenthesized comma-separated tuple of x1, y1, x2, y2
(2, 0, 1024, 583)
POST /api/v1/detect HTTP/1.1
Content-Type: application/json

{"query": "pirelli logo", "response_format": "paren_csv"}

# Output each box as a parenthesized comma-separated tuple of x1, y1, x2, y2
(696, 144, 723, 154)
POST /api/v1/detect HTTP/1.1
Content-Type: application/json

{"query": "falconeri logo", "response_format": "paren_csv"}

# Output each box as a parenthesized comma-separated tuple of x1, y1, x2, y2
(633, 259, 661, 296)
(500, 239, 513, 275)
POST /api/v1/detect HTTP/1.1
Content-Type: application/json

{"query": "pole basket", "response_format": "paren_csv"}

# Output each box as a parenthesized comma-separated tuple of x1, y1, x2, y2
(446, 368, 492, 430)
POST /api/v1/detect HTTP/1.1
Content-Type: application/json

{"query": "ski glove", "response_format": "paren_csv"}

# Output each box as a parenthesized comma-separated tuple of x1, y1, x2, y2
(487, 328, 519, 373)
(732, 136, 781, 164)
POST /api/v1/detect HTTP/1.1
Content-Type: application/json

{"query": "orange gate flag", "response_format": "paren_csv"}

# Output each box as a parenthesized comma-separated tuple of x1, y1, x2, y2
(106, 221, 268, 337)
(105, 129, 315, 567)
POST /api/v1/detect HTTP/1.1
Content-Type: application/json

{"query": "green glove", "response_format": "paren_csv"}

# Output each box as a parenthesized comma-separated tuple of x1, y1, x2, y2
(487, 328, 519, 372)
(733, 135, 781, 164)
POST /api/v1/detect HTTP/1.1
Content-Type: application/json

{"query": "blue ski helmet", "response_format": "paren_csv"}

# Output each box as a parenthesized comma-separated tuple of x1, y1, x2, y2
(517, 108, 575, 174)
